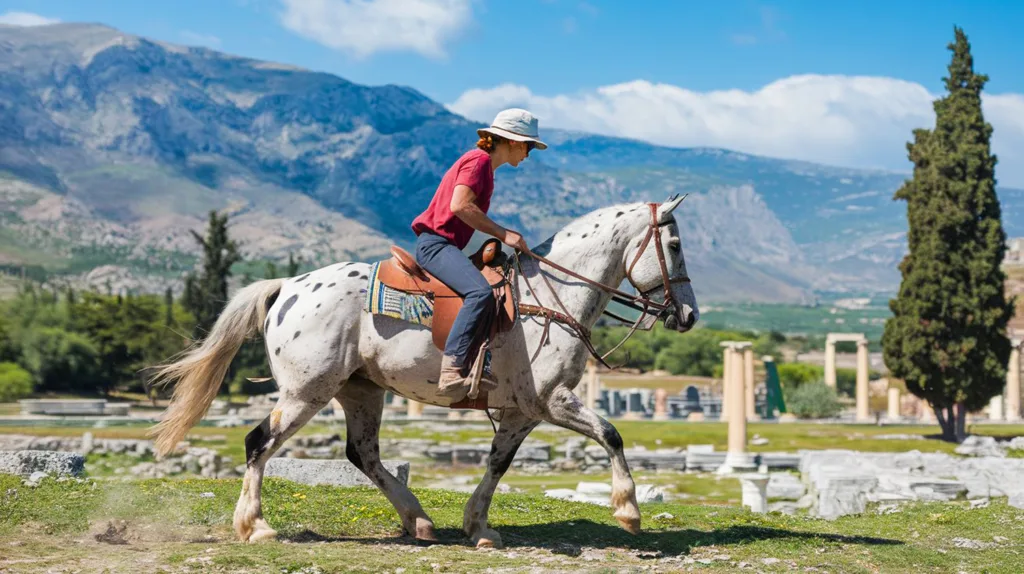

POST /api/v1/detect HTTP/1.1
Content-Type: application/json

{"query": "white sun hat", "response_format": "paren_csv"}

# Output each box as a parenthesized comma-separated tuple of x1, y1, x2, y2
(477, 108, 548, 150)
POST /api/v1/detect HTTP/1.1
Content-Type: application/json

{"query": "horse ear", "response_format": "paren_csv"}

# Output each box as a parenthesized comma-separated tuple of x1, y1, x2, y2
(657, 194, 687, 222)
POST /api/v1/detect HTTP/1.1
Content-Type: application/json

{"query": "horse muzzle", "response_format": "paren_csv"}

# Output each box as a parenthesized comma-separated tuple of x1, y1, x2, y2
(664, 306, 697, 332)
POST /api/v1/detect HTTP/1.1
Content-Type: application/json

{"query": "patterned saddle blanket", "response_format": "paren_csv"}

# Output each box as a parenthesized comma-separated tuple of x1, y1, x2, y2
(363, 261, 435, 327)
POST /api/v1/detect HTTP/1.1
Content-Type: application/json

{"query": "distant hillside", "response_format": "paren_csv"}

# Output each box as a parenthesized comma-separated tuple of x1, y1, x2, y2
(1, 22, 1021, 302)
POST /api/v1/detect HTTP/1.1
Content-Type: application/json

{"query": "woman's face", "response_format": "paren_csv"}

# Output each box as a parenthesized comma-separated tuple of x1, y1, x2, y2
(508, 140, 534, 167)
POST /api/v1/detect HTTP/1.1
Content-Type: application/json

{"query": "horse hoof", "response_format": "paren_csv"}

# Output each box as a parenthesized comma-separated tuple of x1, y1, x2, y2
(615, 515, 641, 535)
(474, 529, 503, 549)
(415, 519, 438, 543)
(247, 520, 278, 543)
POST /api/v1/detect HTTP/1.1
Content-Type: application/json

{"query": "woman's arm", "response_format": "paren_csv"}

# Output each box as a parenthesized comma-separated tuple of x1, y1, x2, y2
(451, 184, 530, 252)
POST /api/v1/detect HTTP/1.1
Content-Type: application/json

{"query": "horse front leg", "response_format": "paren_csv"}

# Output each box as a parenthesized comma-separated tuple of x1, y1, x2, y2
(542, 386, 641, 534)
(464, 408, 540, 549)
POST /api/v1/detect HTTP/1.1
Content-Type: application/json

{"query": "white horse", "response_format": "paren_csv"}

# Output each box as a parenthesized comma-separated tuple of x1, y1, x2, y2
(148, 196, 699, 549)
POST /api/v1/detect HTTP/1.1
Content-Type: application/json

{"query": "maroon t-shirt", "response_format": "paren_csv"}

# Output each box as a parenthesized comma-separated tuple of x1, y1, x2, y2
(411, 148, 494, 250)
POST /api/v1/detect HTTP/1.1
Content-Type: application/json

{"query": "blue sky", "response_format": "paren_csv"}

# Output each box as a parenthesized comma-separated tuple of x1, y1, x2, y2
(2, 0, 1023, 184)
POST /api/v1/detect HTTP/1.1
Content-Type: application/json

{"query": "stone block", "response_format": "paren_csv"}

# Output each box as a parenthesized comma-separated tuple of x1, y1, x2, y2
(265, 458, 408, 487)
(576, 482, 612, 495)
(767, 472, 805, 500)
(625, 448, 687, 471)
(816, 476, 876, 519)
(0, 450, 85, 478)
(955, 435, 1005, 458)
(636, 484, 666, 503)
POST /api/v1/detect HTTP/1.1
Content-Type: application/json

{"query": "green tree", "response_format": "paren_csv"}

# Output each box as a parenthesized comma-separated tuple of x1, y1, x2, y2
(0, 362, 33, 401)
(287, 252, 301, 277)
(182, 210, 241, 337)
(21, 327, 103, 394)
(882, 27, 1015, 442)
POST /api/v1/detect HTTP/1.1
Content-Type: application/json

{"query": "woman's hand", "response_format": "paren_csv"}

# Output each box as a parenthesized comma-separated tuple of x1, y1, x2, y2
(502, 229, 531, 254)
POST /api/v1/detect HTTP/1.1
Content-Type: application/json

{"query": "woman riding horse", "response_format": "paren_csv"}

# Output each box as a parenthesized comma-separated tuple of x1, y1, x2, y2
(410, 108, 547, 399)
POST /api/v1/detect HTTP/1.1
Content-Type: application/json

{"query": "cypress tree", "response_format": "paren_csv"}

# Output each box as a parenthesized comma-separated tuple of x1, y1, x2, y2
(183, 210, 242, 337)
(882, 27, 1015, 442)
(287, 252, 301, 277)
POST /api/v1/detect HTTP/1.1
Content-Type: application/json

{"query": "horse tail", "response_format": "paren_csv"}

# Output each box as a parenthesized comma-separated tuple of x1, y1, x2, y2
(148, 278, 284, 457)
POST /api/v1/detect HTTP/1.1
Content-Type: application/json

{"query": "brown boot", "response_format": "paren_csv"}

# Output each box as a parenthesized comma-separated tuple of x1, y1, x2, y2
(437, 355, 469, 399)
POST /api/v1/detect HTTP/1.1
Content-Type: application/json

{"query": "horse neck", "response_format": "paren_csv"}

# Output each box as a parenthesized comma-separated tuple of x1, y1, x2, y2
(517, 205, 648, 329)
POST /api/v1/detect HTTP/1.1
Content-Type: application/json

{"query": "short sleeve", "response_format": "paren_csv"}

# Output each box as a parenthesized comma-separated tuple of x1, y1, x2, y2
(454, 154, 489, 196)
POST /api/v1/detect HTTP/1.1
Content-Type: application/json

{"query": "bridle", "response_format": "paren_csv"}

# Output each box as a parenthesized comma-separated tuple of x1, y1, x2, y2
(511, 200, 691, 369)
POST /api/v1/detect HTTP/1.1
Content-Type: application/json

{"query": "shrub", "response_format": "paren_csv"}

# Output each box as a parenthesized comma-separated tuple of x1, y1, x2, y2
(787, 382, 843, 419)
(0, 362, 33, 402)
(776, 363, 823, 388)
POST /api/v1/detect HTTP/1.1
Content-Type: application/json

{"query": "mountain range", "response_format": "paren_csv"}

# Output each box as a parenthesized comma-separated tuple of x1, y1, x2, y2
(1, 22, 1021, 304)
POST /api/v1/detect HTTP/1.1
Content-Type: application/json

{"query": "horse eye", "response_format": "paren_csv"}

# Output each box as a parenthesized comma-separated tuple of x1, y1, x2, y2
(668, 239, 680, 252)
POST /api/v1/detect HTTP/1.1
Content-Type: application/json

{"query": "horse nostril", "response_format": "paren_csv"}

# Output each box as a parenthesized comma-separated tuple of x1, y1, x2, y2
(681, 312, 696, 330)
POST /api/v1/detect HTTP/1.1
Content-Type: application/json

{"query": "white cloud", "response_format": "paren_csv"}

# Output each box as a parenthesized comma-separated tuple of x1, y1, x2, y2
(448, 75, 1024, 187)
(278, 0, 473, 59)
(180, 30, 223, 48)
(0, 11, 60, 26)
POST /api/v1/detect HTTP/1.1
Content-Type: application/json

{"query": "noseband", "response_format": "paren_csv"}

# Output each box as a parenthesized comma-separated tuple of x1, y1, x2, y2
(514, 201, 690, 369)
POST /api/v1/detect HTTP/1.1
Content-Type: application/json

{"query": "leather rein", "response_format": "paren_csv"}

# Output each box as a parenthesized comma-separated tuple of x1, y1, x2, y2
(509, 202, 690, 369)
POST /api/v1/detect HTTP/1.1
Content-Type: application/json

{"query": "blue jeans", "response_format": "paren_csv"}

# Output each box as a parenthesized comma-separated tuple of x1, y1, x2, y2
(415, 232, 496, 367)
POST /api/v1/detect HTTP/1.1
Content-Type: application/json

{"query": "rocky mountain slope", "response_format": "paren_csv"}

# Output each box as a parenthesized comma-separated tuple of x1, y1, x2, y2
(1, 22, 1021, 302)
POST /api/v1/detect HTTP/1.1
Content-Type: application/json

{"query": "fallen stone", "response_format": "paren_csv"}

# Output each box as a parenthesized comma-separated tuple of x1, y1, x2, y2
(767, 473, 805, 500)
(952, 537, 995, 550)
(767, 501, 801, 515)
(636, 484, 666, 503)
(24, 471, 49, 487)
(576, 482, 612, 495)
(814, 472, 878, 520)
(875, 434, 925, 441)
(624, 448, 686, 471)
(0, 451, 85, 478)
(876, 503, 902, 515)
(1009, 492, 1024, 510)
(760, 452, 803, 470)
(955, 436, 1005, 458)
(264, 458, 409, 487)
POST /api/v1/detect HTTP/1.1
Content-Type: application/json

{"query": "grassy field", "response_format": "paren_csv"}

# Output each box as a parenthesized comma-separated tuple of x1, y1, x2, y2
(5, 419, 1024, 465)
(1, 474, 1022, 573)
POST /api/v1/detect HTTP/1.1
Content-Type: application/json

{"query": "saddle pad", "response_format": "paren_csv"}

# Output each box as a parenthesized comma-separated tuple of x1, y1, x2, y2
(364, 261, 434, 327)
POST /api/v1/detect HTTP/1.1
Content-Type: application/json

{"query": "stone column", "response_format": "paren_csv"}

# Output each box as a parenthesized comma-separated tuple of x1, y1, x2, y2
(407, 400, 424, 418)
(586, 359, 600, 411)
(718, 344, 753, 473)
(919, 399, 935, 423)
(824, 336, 837, 389)
(856, 338, 870, 422)
(989, 394, 1004, 421)
(721, 343, 733, 421)
(654, 388, 669, 421)
(1007, 343, 1021, 422)
(744, 346, 756, 420)
(738, 473, 769, 513)
(887, 387, 900, 421)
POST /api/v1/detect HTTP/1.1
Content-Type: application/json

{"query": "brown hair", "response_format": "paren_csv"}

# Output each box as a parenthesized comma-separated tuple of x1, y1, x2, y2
(476, 133, 508, 153)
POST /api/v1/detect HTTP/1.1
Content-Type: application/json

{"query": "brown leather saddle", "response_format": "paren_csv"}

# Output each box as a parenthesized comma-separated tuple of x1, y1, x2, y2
(374, 236, 518, 360)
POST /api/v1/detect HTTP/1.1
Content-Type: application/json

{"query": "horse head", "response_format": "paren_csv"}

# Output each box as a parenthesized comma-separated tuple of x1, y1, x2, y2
(620, 195, 699, 333)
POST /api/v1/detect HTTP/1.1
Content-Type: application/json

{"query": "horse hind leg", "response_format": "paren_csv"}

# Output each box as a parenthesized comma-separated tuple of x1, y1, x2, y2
(464, 408, 540, 549)
(233, 386, 338, 543)
(336, 378, 438, 542)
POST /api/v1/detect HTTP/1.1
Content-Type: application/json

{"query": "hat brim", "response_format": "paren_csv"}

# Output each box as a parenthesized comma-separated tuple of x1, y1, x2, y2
(477, 126, 548, 150)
